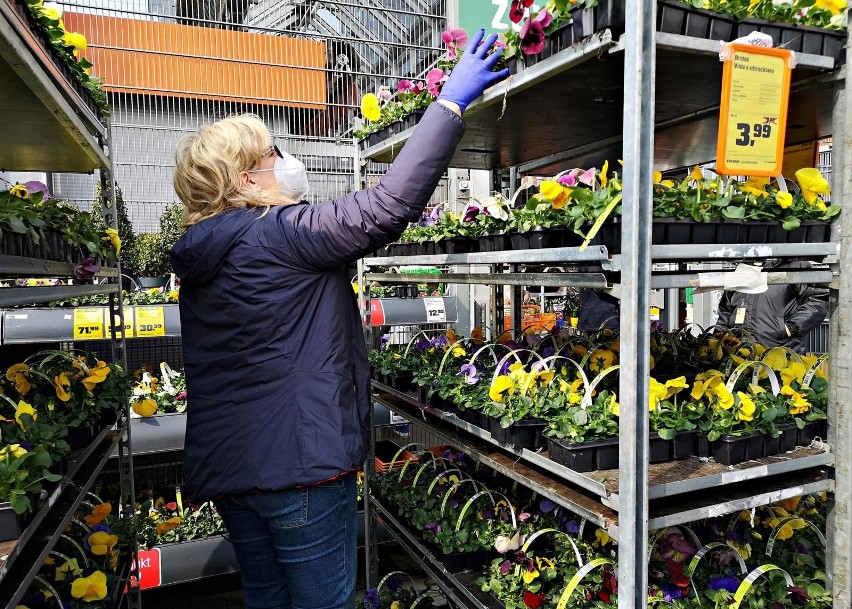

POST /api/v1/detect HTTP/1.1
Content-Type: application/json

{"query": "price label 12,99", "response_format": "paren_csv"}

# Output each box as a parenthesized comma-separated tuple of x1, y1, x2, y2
(716, 44, 792, 177)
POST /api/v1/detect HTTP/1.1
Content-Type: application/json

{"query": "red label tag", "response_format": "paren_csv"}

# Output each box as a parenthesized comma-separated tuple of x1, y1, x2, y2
(135, 549, 162, 589)
(370, 299, 385, 326)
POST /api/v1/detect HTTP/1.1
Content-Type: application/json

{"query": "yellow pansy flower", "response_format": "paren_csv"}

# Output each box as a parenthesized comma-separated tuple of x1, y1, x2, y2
(608, 393, 619, 417)
(82, 361, 111, 391)
(452, 345, 466, 357)
(9, 184, 28, 198)
(649, 378, 668, 411)
(664, 376, 688, 398)
(55, 558, 82, 582)
(595, 528, 612, 546)
(775, 191, 793, 209)
(103, 228, 121, 255)
(780, 362, 807, 387)
(587, 348, 615, 373)
(540, 180, 570, 209)
(737, 391, 756, 422)
(689, 165, 704, 182)
(84, 503, 112, 527)
(781, 385, 810, 415)
(132, 398, 158, 417)
(764, 348, 788, 371)
(156, 516, 182, 534)
(62, 31, 87, 51)
(0, 444, 28, 461)
(599, 160, 609, 188)
(360, 93, 381, 121)
(740, 176, 769, 197)
(522, 567, 540, 584)
(391, 602, 400, 609)
(55, 372, 72, 402)
(6, 363, 28, 381)
(489, 376, 514, 403)
(815, 0, 847, 16)
(795, 168, 831, 205)
(15, 401, 36, 427)
(71, 571, 108, 602)
(88, 531, 118, 556)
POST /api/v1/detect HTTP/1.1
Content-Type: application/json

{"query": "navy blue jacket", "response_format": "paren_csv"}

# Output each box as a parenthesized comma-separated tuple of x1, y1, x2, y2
(171, 103, 465, 499)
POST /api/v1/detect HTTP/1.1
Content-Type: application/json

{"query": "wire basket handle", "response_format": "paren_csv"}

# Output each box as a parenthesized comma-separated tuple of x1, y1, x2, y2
(425, 468, 470, 497)
(440, 479, 484, 518)
(765, 516, 826, 556)
(684, 542, 748, 579)
(512, 528, 584, 576)
(455, 490, 516, 532)
(725, 360, 780, 396)
(411, 456, 450, 489)
(554, 558, 613, 609)
(730, 565, 794, 609)
(488, 349, 546, 399)
(376, 571, 418, 596)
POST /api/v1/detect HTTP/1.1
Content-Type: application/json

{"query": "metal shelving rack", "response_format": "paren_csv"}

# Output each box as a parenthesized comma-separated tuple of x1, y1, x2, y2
(0, 0, 138, 606)
(358, 3, 852, 608)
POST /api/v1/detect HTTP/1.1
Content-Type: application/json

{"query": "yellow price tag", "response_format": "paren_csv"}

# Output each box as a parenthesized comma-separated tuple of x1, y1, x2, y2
(106, 308, 134, 339)
(135, 306, 166, 337)
(73, 308, 105, 340)
(717, 44, 792, 177)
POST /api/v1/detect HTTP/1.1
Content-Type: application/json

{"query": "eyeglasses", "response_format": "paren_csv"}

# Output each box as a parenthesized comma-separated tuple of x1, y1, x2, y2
(248, 145, 283, 172)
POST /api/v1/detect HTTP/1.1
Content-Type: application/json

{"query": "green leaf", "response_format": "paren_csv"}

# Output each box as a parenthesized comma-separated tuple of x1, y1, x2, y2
(710, 196, 732, 207)
(707, 430, 721, 442)
(782, 216, 801, 231)
(7, 216, 27, 234)
(657, 428, 676, 440)
(721, 206, 745, 219)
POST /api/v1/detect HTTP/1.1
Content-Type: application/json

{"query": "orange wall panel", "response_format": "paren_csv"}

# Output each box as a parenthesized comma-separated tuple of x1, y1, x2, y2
(63, 12, 327, 108)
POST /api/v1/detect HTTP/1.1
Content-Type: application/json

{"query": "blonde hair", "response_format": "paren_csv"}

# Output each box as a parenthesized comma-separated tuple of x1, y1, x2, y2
(173, 114, 292, 227)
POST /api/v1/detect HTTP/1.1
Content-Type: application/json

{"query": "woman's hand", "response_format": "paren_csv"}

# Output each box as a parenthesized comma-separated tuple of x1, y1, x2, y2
(438, 29, 510, 113)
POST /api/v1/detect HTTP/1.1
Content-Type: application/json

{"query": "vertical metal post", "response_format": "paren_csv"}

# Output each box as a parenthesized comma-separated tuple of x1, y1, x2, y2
(101, 119, 139, 609)
(619, 1, 656, 607)
(827, 55, 851, 607)
(356, 138, 379, 590)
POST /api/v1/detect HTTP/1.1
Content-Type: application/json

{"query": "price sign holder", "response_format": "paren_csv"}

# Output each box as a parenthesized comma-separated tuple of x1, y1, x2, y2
(135, 306, 166, 337)
(716, 43, 793, 177)
(73, 308, 105, 340)
(106, 307, 134, 339)
(423, 297, 447, 323)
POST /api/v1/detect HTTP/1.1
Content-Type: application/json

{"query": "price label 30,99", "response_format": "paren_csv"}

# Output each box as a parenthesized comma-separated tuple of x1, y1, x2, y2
(716, 44, 793, 177)
(135, 306, 166, 337)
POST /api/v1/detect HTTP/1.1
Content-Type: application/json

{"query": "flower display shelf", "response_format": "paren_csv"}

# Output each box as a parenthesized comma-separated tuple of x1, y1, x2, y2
(372, 387, 833, 530)
(0, 255, 119, 279)
(0, 0, 108, 171)
(0, 283, 118, 308)
(370, 497, 493, 609)
(0, 425, 124, 608)
(1, 304, 182, 344)
(359, 30, 836, 175)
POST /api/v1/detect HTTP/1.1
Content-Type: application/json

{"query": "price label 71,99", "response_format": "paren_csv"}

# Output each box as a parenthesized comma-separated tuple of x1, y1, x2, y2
(716, 44, 792, 177)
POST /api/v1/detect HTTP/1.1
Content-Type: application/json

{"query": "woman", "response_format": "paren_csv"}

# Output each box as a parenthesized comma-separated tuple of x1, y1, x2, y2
(170, 30, 508, 609)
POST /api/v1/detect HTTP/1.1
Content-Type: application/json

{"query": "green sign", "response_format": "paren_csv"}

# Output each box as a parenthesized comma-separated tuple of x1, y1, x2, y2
(457, 0, 543, 36)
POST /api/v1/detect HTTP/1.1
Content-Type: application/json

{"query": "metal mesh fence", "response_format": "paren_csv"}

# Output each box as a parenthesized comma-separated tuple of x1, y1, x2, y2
(50, 0, 447, 232)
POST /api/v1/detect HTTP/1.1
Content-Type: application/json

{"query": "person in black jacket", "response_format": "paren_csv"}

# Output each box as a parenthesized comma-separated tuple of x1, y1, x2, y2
(170, 30, 507, 609)
(716, 261, 828, 354)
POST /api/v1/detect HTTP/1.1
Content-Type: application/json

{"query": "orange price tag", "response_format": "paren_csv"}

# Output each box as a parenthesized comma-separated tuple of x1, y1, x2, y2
(716, 44, 792, 177)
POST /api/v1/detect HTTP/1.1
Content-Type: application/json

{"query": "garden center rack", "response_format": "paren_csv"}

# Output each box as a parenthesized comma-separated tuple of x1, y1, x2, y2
(0, 0, 138, 607)
(357, 3, 852, 608)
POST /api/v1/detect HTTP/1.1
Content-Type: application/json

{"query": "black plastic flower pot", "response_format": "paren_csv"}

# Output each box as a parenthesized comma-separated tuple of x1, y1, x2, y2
(737, 19, 845, 62)
(489, 232, 509, 251)
(594, 438, 620, 470)
(528, 228, 562, 249)
(510, 231, 530, 250)
(691, 222, 717, 244)
(479, 234, 494, 252)
(424, 241, 436, 255)
(779, 423, 799, 453)
(804, 220, 831, 243)
(712, 434, 749, 466)
(506, 418, 548, 450)
(445, 238, 474, 255)
(433, 240, 448, 255)
(766, 224, 789, 244)
(489, 416, 511, 444)
(560, 228, 584, 248)
(0, 503, 26, 542)
(572, 0, 626, 37)
(488, 591, 506, 609)
(763, 434, 782, 458)
(672, 430, 697, 459)
(417, 385, 429, 404)
(656, 0, 735, 41)
(663, 219, 692, 244)
(547, 436, 595, 472)
(553, 21, 576, 53)
(648, 432, 673, 464)
(745, 434, 764, 461)
(696, 434, 712, 458)
(461, 408, 488, 430)
(466, 549, 490, 570)
(745, 222, 771, 244)
(716, 221, 744, 243)
(66, 422, 95, 450)
(390, 373, 415, 393)
(438, 551, 470, 572)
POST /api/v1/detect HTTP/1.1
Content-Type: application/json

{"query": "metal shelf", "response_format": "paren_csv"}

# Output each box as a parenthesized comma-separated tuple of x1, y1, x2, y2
(368, 296, 459, 326)
(375, 386, 832, 528)
(0, 425, 124, 608)
(365, 242, 839, 270)
(120, 413, 187, 457)
(0, 285, 118, 308)
(0, 0, 108, 171)
(2, 304, 181, 344)
(370, 497, 487, 609)
(0, 256, 119, 278)
(359, 30, 837, 174)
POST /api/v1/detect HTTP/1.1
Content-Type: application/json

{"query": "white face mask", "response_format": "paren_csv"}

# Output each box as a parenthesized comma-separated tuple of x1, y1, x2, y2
(274, 152, 310, 202)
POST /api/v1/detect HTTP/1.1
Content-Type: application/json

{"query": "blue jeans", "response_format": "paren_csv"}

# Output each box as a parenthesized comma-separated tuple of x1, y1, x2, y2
(214, 474, 357, 609)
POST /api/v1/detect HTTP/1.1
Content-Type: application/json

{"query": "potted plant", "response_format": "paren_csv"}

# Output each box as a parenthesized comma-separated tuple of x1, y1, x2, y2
(128, 233, 171, 288)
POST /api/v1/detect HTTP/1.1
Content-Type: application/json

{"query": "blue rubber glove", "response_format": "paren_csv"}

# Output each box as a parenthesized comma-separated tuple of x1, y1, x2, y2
(438, 29, 510, 112)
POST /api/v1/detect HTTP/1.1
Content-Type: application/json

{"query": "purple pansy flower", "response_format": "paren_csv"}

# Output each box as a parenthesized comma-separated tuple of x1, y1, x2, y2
(499, 559, 511, 575)
(458, 363, 480, 385)
(397, 79, 413, 93)
(566, 520, 580, 534)
(441, 28, 469, 59)
(424, 522, 442, 533)
(540, 499, 557, 513)
(74, 257, 100, 280)
(176, 391, 187, 400)
(24, 180, 51, 199)
(557, 173, 577, 187)
(795, 542, 810, 555)
(709, 575, 739, 593)
(447, 498, 459, 509)
(787, 586, 810, 605)
(363, 588, 380, 609)
(480, 508, 494, 520)
(462, 205, 480, 222)
(518, 512, 531, 522)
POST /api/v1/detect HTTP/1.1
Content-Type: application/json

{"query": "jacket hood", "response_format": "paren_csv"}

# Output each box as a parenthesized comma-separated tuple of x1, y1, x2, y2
(171, 210, 258, 284)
